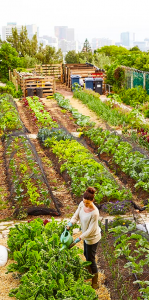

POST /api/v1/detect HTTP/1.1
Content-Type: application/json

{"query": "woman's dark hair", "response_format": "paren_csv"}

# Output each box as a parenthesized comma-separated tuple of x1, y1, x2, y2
(83, 187, 95, 201)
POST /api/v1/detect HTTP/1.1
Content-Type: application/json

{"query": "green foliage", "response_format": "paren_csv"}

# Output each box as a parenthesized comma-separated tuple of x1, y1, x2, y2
(65, 50, 80, 64)
(96, 45, 129, 58)
(92, 52, 111, 69)
(0, 94, 22, 132)
(22, 54, 38, 68)
(0, 42, 23, 79)
(73, 89, 129, 127)
(38, 128, 72, 143)
(119, 86, 149, 107)
(0, 81, 22, 98)
(7, 218, 98, 300)
(129, 46, 141, 52)
(35, 45, 63, 64)
(41, 135, 131, 202)
(54, 92, 95, 127)
(23, 96, 59, 128)
(7, 26, 38, 57)
(114, 67, 125, 88)
(102, 200, 132, 215)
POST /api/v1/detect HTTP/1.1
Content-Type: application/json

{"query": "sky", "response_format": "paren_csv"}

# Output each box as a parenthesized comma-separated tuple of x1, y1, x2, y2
(0, 0, 149, 43)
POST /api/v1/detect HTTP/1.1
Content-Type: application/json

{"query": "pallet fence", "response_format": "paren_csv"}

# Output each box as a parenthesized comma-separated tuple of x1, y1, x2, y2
(35, 64, 62, 82)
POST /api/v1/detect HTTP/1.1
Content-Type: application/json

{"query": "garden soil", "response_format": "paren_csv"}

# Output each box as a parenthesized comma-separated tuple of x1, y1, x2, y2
(1, 85, 149, 299)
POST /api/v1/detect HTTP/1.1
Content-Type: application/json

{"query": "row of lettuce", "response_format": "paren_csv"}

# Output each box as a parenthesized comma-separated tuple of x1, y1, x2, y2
(54, 92, 149, 197)
(21, 95, 132, 214)
(0, 94, 59, 215)
(72, 86, 149, 149)
(1, 92, 149, 214)
(10, 93, 149, 210)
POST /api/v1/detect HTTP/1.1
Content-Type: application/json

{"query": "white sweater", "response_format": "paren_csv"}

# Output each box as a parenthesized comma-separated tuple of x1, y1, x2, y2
(70, 201, 101, 245)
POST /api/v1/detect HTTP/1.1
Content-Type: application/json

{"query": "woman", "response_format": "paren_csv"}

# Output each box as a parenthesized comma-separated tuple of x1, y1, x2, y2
(66, 187, 101, 289)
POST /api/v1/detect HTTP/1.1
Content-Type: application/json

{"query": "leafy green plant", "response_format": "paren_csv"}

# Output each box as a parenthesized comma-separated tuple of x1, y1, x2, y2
(7, 218, 98, 300)
(22, 96, 59, 128)
(54, 92, 95, 127)
(39, 133, 131, 203)
(84, 127, 149, 193)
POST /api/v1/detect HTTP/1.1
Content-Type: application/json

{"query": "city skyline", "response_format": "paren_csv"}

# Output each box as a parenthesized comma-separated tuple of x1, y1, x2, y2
(0, 0, 149, 44)
(2, 23, 149, 52)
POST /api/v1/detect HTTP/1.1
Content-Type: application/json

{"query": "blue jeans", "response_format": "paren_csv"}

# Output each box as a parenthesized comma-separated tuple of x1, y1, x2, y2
(84, 240, 99, 274)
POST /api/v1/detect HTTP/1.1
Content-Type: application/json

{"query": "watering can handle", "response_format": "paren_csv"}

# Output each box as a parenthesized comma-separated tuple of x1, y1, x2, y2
(68, 241, 76, 249)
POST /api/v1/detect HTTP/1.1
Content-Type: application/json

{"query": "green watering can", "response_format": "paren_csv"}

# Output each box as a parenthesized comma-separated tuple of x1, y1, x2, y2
(60, 228, 73, 251)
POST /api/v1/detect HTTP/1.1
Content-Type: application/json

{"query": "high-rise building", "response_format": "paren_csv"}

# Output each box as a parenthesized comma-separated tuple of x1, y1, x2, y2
(54, 26, 68, 40)
(67, 28, 74, 42)
(120, 32, 135, 48)
(58, 39, 78, 54)
(54, 26, 74, 41)
(133, 40, 149, 52)
(92, 38, 115, 51)
(26, 24, 38, 39)
(42, 35, 58, 50)
(2, 23, 38, 41)
(2, 23, 22, 40)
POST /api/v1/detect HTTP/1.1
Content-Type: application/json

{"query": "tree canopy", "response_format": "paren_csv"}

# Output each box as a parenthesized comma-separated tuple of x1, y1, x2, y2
(6, 26, 63, 65)
(0, 43, 23, 79)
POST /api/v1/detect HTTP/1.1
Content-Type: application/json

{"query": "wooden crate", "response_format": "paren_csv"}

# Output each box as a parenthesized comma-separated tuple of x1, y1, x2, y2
(22, 76, 55, 97)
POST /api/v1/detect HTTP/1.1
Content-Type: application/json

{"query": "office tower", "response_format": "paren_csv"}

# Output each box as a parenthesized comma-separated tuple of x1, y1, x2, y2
(54, 26, 68, 40)
(2, 23, 38, 41)
(26, 24, 38, 39)
(2, 23, 22, 40)
(54, 26, 74, 41)
(67, 28, 74, 41)
(120, 32, 135, 48)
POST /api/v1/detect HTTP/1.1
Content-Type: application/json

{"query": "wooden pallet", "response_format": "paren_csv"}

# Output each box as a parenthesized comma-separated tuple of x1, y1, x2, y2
(22, 76, 55, 97)
(35, 64, 62, 82)
(11, 70, 56, 97)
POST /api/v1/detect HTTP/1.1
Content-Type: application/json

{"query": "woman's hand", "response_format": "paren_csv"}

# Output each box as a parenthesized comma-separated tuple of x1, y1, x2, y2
(66, 222, 73, 230)
(74, 237, 81, 244)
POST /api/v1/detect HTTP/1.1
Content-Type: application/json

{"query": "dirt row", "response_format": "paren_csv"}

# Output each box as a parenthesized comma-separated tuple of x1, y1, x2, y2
(0, 88, 148, 300)
(1, 87, 148, 220)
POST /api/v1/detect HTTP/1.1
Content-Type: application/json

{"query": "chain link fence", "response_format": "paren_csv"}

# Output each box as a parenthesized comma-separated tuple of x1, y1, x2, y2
(124, 67, 149, 94)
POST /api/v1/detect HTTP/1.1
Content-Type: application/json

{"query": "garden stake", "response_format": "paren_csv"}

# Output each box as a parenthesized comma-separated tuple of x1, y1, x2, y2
(105, 219, 108, 231)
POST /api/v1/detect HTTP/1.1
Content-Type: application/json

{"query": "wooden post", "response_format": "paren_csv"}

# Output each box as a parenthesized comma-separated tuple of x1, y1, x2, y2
(61, 63, 63, 83)
(131, 72, 133, 89)
(9, 70, 11, 81)
(143, 72, 146, 90)
(53, 78, 56, 94)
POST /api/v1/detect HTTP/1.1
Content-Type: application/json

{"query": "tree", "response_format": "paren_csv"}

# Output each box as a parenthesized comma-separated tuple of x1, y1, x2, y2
(96, 45, 128, 59)
(0, 43, 23, 79)
(65, 50, 79, 63)
(129, 46, 141, 52)
(92, 53, 111, 69)
(82, 38, 92, 52)
(7, 26, 38, 57)
(35, 45, 63, 64)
